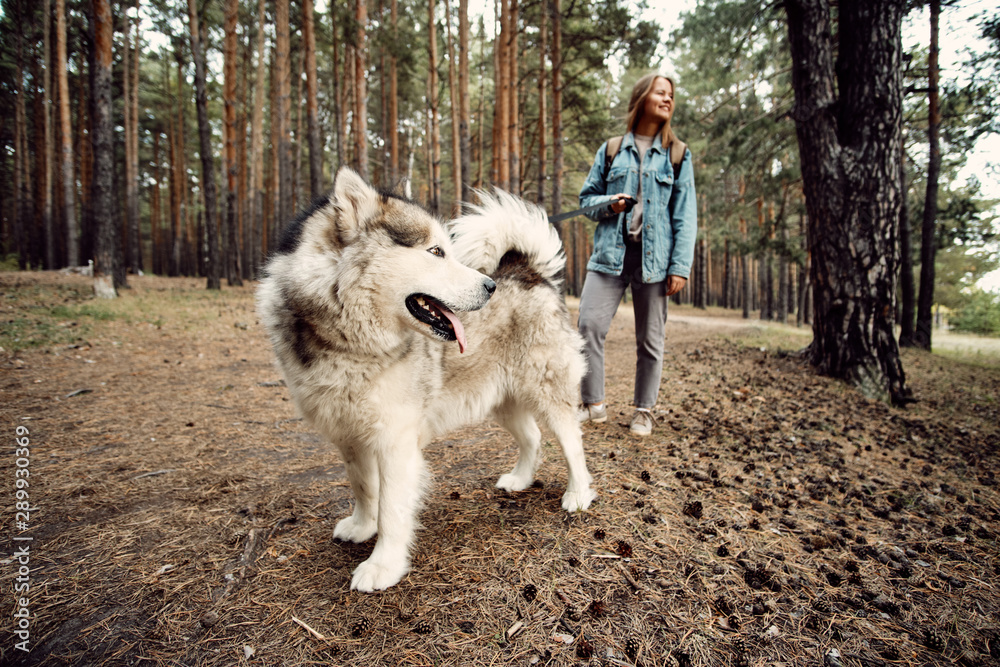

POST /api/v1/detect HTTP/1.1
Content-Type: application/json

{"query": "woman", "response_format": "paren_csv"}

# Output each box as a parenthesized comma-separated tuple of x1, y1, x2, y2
(576, 73, 697, 436)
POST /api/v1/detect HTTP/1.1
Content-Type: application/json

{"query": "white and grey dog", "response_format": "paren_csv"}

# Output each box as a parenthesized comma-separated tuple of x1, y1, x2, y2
(257, 168, 596, 592)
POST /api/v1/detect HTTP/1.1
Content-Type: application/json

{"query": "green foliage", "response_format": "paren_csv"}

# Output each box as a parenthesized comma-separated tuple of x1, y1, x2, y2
(934, 245, 1000, 309)
(949, 289, 1000, 336)
(669, 0, 800, 258)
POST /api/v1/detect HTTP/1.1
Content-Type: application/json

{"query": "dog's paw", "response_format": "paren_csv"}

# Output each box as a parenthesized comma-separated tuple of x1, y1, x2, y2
(333, 516, 378, 543)
(496, 473, 533, 492)
(350, 558, 408, 592)
(561, 488, 596, 512)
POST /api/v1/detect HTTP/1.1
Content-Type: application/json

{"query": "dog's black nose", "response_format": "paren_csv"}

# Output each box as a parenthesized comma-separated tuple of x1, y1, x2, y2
(484, 279, 497, 296)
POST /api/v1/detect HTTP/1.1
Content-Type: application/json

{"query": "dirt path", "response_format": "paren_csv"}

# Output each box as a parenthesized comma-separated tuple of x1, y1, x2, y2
(1, 273, 999, 667)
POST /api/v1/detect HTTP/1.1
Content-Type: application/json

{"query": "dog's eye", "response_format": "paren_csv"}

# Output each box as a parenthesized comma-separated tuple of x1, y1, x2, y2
(427, 246, 445, 258)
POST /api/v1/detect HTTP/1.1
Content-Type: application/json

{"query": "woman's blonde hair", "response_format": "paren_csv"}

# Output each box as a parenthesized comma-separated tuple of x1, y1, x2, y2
(625, 73, 676, 147)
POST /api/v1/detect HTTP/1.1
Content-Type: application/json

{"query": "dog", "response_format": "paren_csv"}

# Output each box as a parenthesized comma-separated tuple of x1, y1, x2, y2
(256, 167, 596, 592)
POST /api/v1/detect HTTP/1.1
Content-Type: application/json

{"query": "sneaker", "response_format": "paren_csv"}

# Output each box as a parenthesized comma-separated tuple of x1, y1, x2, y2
(629, 409, 653, 436)
(577, 403, 607, 423)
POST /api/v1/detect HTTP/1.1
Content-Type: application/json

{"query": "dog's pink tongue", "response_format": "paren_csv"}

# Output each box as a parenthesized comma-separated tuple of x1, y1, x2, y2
(441, 309, 467, 354)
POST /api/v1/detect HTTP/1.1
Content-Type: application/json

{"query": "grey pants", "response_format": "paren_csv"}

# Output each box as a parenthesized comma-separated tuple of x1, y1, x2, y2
(577, 250, 668, 409)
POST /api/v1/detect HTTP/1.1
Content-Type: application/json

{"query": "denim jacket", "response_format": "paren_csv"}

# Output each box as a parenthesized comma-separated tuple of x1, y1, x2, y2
(579, 131, 697, 283)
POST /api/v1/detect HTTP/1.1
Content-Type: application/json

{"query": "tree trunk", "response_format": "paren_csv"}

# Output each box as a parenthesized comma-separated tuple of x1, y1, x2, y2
(913, 0, 940, 350)
(276, 0, 293, 229)
(495, 0, 510, 191)
(294, 54, 304, 210)
(897, 135, 915, 346)
(13, 1, 28, 270)
(151, 131, 162, 274)
(778, 221, 789, 323)
(171, 52, 187, 276)
(224, 0, 242, 285)
(331, 3, 345, 172)
(458, 0, 471, 205)
(249, 0, 267, 274)
(508, 0, 519, 195)
(445, 0, 461, 213)
(389, 0, 400, 186)
(130, 2, 141, 271)
(91, 0, 122, 295)
(187, 0, 222, 290)
(354, 0, 369, 180)
(551, 0, 562, 216)
(303, 0, 323, 200)
(537, 6, 546, 206)
(785, 0, 908, 404)
(123, 6, 141, 274)
(43, 0, 54, 269)
(427, 0, 441, 214)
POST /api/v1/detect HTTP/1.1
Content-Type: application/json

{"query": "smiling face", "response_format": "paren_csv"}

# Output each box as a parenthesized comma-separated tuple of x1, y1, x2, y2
(626, 73, 677, 139)
(640, 77, 674, 128)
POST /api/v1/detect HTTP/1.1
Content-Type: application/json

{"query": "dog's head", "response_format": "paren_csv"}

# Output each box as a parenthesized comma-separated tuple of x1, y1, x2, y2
(283, 167, 495, 354)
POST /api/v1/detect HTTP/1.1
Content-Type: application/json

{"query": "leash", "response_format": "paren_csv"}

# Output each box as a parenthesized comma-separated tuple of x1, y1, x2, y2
(548, 196, 636, 225)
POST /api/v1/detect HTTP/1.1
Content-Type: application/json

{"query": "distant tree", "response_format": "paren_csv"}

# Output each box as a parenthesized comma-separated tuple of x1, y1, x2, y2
(42, 0, 53, 269)
(354, 0, 369, 179)
(303, 0, 323, 200)
(427, 0, 440, 213)
(458, 0, 471, 205)
(91, 0, 124, 294)
(56, 0, 77, 267)
(276, 0, 292, 225)
(913, 0, 942, 350)
(248, 0, 267, 272)
(187, 0, 221, 290)
(224, 0, 242, 285)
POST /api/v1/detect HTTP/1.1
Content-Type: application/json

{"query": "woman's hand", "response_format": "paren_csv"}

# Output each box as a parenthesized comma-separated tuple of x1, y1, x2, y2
(609, 193, 632, 214)
(666, 275, 687, 296)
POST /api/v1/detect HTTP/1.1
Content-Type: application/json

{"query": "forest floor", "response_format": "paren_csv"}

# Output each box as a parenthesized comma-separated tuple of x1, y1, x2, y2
(1, 271, 999, 667)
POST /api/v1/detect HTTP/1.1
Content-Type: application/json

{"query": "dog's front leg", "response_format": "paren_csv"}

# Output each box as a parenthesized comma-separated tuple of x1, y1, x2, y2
(350, 439, 427, 592)
(546, 410, 597, 512)
(333, 442, 379, 543)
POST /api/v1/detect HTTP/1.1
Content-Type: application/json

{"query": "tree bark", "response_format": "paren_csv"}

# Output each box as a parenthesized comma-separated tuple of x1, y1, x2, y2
(913, 0, 940, 350)
(187, 0, 222, 290)
(785, 0, 908, 404)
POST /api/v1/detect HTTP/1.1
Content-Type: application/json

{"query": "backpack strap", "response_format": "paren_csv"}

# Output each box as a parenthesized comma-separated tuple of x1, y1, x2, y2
(602, 135, 624, 182)
(670, 139, 688, 180)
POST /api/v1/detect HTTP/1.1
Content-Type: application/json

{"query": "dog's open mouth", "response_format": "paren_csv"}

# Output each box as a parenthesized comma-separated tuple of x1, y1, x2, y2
(405, 294, 468, 353)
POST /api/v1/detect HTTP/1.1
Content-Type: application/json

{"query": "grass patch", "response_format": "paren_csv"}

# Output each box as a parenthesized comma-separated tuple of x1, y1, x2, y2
(725, 322, 812, 354)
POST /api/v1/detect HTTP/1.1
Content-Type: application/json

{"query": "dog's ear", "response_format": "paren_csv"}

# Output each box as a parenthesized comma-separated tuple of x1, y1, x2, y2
(332, 167, 380, 242)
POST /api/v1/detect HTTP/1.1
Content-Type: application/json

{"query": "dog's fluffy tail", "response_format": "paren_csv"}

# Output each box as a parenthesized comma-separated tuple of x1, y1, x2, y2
(449, 189, 566, 284)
